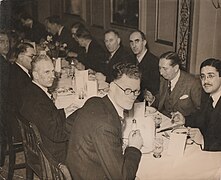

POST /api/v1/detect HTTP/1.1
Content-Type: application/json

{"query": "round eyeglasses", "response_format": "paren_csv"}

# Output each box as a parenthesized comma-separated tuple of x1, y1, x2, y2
(114, 82, 140, 96)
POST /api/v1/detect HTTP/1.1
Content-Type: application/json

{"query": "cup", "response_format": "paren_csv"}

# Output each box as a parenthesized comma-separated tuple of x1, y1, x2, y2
(153, 137, 163, 158)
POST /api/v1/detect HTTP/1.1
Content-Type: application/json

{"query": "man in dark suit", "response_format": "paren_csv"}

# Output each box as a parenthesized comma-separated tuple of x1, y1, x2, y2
(45, 16, 81, 54)
(74, 25, 107, 74)
(66, 63, 143, 180)
(129, 30, 160, 101)
(19, 54, 73, 162)
(7, 43, 35, 143)
(184, 58, 221, 151)
(145, 51, 202, 119)
(104, 29, 133, 82)
(20, 12, 47, 43)
(0, 31, 10, 167)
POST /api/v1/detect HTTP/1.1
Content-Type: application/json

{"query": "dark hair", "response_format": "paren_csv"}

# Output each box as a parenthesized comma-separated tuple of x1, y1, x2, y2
(130, 30, 149, 49)
(71, 22, 86, 31)
(15, 42, 34, 58)
(200, 58, 221, 77)
(104, 29, 120, 37)
(45, 16, 62, 25)
(20, 12, 32, 20)
(111, 62, 141, 81)
(75, 25, 92, 40)
(0, 29, 8, 36)
(160, 51, 181, 67)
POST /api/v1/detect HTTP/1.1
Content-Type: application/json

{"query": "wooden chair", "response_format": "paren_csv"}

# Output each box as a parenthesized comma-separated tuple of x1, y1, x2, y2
(37, 142, 72, 180)
(5, 118, 26, 180)
(17, 115, 45, 179)
(18, 115, 72, 180)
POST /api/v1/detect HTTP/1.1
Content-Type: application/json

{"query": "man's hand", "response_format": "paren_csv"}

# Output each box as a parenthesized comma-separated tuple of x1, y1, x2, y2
(188, 127, 204, 146)
(171, 111, 185, 125)
(128, 130, 143, 150)
(143, 89, 155, 105)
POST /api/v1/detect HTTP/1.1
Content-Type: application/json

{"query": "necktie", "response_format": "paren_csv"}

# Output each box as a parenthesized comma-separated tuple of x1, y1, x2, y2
(168, 81, 171, 94)
(208, 96, 214, 110)
(120, 117, 126, 132)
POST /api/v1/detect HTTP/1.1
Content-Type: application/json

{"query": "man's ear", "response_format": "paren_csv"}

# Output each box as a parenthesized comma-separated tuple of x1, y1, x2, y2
(117, 37, 121, 45)
(143, 40, 147, 47)
(174, 64, 180, 72)
(32, 71, 38, 80)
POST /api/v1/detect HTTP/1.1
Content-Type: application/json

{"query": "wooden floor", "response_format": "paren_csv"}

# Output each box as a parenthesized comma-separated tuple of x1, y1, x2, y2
(0, 152, 39, 180)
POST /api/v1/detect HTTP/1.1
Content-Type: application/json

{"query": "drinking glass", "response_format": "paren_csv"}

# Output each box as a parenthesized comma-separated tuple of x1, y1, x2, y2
(154, 113, 162, 128)
(153, 137, 164, 158)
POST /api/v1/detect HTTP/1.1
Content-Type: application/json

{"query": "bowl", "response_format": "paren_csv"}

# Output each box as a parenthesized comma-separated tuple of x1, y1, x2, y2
(145, 106, 157, 115)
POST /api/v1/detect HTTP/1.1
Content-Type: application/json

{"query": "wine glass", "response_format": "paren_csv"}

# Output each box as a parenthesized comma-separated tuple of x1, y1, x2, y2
(154, 113, 162, 128)
(153, 137, 164, 158)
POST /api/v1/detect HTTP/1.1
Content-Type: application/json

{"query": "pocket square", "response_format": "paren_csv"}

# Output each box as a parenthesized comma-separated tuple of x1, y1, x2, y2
(180, 95, 189, 100)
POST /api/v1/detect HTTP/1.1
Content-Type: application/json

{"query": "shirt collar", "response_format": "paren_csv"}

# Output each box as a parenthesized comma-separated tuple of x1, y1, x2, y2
(170, 69, 180, 91)
(85, 40, 91, 53)
(58, 26, 64, 36)
(32, 81, 51, 99)
(16, 62, 31, 77)
(110, 46, 120, 58)
(107, 94, 124, 118)
(211, 89, 221, 108)
(137, 49, 147, 63)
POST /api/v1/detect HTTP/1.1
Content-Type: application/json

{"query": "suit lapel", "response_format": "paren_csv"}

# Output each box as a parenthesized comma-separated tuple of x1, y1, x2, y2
(169, 71, 186, 107)
(101, 96, 122, 129)
(207, 96, 221, 127)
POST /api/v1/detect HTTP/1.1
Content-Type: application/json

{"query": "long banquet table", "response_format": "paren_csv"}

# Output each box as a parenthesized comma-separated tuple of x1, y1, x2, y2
(55, 67, 221, 180)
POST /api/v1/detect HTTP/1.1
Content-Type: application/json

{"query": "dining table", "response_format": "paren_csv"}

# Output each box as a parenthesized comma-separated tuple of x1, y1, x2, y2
(54, 61, 221, 180)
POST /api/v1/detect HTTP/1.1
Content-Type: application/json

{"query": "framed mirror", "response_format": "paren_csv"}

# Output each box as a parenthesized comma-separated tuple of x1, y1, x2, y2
(111, 0, 139, 28)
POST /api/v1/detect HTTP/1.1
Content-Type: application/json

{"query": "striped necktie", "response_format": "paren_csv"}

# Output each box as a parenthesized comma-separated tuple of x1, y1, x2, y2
(168, 81, 171, 94)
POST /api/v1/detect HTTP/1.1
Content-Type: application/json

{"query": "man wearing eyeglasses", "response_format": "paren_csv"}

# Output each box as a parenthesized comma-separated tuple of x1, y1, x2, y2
(66, 63, 143, 180)
(7, 42, 36, 142)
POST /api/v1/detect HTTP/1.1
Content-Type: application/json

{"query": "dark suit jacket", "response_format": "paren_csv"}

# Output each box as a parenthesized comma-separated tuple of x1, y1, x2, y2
(7, 63, 32, 141)
(54, 26, 81, 53)
(186, 93, 221, 151)
(133, 51, 160, 101)
(105, 45, 133, 82)
(0, 55, 10, 143)
(156, 70, 202, 118)
(81, 40, 106, 74)
(19, 82, 68, 162)
(66, 96, 141, 180)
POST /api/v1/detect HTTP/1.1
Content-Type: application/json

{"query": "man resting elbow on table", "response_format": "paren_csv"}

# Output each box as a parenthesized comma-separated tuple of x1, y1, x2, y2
(168, 58, 221, 151)
(144, 51, 202, 120)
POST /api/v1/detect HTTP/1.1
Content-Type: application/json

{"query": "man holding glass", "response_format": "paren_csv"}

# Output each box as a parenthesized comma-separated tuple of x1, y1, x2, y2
(66, 63, 143, 180)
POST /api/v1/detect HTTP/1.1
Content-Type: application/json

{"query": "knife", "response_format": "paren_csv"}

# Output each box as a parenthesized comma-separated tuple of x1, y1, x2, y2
(157, 124, 182, 133)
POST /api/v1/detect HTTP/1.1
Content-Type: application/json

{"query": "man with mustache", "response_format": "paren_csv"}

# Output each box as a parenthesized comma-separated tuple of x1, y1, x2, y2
(174, 58, 221, 151)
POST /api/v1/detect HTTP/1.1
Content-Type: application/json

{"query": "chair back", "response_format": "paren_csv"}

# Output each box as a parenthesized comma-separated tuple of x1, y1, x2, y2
(17, 115, 46, 178)
(38, 142, 72, 180)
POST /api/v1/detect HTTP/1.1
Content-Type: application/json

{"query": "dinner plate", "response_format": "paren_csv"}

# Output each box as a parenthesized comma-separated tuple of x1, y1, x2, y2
(56, 87, 75, 96)
(141, 146, 153, 154)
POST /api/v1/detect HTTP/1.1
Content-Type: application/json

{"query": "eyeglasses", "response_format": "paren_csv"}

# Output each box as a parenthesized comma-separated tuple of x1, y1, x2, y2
(200, 74, 216, 81)
(26, 54, 36, 59)
(114, 82, 140, 96)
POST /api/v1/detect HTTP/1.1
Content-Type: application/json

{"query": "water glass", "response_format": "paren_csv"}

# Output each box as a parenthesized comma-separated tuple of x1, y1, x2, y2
(154, 113, 162, 128)
(153, 137, 164, 158)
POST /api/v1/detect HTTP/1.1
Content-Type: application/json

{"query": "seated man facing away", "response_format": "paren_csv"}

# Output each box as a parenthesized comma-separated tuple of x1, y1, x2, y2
(145, 51, 202, 119)
(66, 63, 143, 180)
(19, 54, 74, 162)
(172, 58, 221, 151)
